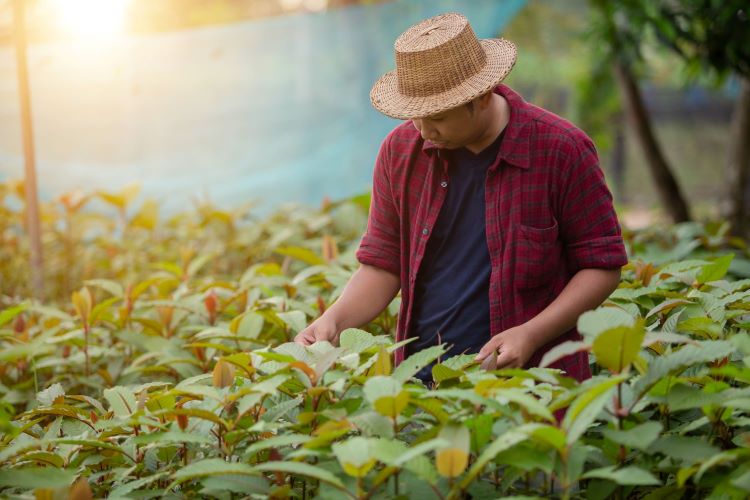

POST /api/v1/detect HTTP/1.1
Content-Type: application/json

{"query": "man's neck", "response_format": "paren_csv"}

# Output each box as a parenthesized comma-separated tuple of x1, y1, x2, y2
(465, 94, 510, 155)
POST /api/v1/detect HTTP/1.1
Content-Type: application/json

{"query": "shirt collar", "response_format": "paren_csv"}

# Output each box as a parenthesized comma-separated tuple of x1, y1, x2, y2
(420, 84, 531, 170)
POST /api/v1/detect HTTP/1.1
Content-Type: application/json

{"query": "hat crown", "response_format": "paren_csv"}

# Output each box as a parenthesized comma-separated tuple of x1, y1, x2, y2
(394, 13, 486, 98)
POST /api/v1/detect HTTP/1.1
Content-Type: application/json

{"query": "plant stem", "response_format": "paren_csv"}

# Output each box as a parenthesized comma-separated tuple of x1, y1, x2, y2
(615, 384, 626, 464)
(84, 324, 90, 376)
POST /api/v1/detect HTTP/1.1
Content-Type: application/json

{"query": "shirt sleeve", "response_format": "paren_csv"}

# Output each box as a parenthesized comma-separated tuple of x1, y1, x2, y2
(355, 136, 401, 276)
(557, 135, 629, 272)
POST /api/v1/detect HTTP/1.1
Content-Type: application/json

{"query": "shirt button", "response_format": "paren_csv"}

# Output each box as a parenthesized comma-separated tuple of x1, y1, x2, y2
(440, 181, 448, 188)
(422, 227, 429, 235)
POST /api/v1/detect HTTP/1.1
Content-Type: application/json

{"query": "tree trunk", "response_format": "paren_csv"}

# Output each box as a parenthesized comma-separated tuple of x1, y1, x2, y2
(611, 115, 626, 203)
(13, 0, 44, 300)
(613, 61, 691, 223)
(727, 77, 750, 239)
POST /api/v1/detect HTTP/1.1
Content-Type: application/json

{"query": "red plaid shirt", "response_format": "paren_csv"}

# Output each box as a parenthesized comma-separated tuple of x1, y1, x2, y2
(356, 84, 628, 381)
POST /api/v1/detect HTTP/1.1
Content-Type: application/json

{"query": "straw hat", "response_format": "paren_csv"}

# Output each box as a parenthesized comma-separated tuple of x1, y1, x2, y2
(370, 13, 517, 120)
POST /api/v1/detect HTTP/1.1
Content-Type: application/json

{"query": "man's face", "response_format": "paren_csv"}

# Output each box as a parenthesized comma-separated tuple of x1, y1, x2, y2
(411, 103, 481, 150)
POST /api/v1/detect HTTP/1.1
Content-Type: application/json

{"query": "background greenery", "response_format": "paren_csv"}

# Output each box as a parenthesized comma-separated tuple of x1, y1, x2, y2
(1, 183, 750, 498)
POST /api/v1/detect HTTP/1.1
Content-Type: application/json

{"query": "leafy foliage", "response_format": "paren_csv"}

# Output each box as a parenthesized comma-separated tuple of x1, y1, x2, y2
(2, 182, 750, 497)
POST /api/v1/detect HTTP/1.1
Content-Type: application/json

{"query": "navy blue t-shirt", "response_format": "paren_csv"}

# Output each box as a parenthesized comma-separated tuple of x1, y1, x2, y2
(407, 130, 505, 384)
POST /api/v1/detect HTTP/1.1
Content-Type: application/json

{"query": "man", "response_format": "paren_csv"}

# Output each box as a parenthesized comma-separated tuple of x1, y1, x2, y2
(295, 13, 627, 384)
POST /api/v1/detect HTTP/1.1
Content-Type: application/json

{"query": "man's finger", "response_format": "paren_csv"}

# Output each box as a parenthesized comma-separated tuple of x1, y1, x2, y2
(295, 329, 315, 345)
(494, 351, 515, 369)
(475, 341, 500, 361)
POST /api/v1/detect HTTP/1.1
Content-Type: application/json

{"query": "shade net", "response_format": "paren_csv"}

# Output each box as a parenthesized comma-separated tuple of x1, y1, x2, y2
(0, 0, 526, 211)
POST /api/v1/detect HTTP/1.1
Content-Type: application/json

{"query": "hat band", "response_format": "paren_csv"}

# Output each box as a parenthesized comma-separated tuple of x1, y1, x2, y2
(395, 23, 486, 98)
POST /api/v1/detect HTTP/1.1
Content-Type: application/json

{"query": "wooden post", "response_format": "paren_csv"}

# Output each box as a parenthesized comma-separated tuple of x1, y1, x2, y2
(12, 0, 44, 300)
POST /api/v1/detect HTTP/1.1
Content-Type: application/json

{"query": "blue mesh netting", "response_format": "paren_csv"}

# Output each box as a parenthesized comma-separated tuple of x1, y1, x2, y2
(0, 0, 526, 211)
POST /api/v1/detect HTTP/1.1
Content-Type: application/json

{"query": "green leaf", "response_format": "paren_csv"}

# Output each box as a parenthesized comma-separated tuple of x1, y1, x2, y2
(602, 422, 662, 450)
(563, 375, 627, 445)
(676, 317, 722, 339)
(592, 321, 646, 373)
(332, 437, 378, 477)
(274, 246, 325, 265)
(132, 430, 213, 445)
(37, 383, 65, 406)
(109, 472, 168, 499)
(243, 434, 312, 459)
(160, 408, 227, 429)
(103, 386, 137, 418)
(253, 461, 345, 489)
(27, 304, 73, 321)
(493, 388, 555, 422)
(494, 442, 555, 474)
(262, 396, 303, 422)
(0, 342, 55, 362)
(664, 383, 725, 411)
(648, 436, 720, 465)
(235, 312, 264, 339)
(436, 424, 471, 478)
(698, 254, 734, 283)
(21, 405, 86, 421)
(441, 353, 478, 371)
(51, 438, 135, 460)
(465, 414, 494, 453)
(173, 459, 258, 482)
(582, 465, 661, 485)
(539, 340, 591, 368)
(0, 467, 77, 488)
(0, 303, 27, 328)
(530, 425, 567, 454)
(410, 398, 449, 424)
(646, 298, 692, 318)
(392, 438, 449, 467)
(371, 345, 392, 376)
(84, 279, 124, 297)
(200, 474, 268, 495)
(350, 411, 395, 438)
(402, 455, 440, 485)
(458, 425, 533, 489)
(393, 344, 446, 383)
(277, 311, 306, 334)
(432, 363, 463, 383)
(642, 331, 695, 346)
(339, 328, 376, 353)
(274, 342, 309, 362)
(578, 307, 636, 341)
(731, 469, 750, 492)
(186, 253, 214, 278)
(731, 333, 750, 355)
(16, 451, 64, 468)
(363, 376, 410, 418)
(635, 341, 734, 396)
(370, 438, 408, 465)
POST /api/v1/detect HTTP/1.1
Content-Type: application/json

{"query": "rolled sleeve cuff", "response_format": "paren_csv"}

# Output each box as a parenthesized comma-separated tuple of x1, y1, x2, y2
(566, 235, 628, 272)
(356, 241, 400, 276)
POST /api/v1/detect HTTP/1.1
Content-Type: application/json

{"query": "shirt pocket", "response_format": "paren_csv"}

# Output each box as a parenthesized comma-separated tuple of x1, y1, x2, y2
(515, 219, 561, 290)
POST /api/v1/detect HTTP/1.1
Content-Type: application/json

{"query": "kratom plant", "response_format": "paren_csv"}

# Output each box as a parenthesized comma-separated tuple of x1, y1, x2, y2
(1, 181, 750, 498)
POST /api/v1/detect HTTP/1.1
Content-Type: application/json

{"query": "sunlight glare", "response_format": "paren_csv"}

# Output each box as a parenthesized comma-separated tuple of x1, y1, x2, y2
(51, 0, 132, 39)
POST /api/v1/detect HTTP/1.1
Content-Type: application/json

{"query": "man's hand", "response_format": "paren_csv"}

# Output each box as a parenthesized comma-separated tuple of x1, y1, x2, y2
(475, 325, 537, 369)
(292, 264, 400, 347)
(294, 316, 339, 346)
(474, 268, 621, 371)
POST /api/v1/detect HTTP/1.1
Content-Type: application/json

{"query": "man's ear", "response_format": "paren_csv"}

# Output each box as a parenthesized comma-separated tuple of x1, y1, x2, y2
(477, 91, 494, 110)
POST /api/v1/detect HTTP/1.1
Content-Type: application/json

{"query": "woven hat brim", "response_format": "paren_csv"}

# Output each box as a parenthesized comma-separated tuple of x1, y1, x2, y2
(370, 38, 517, 120)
